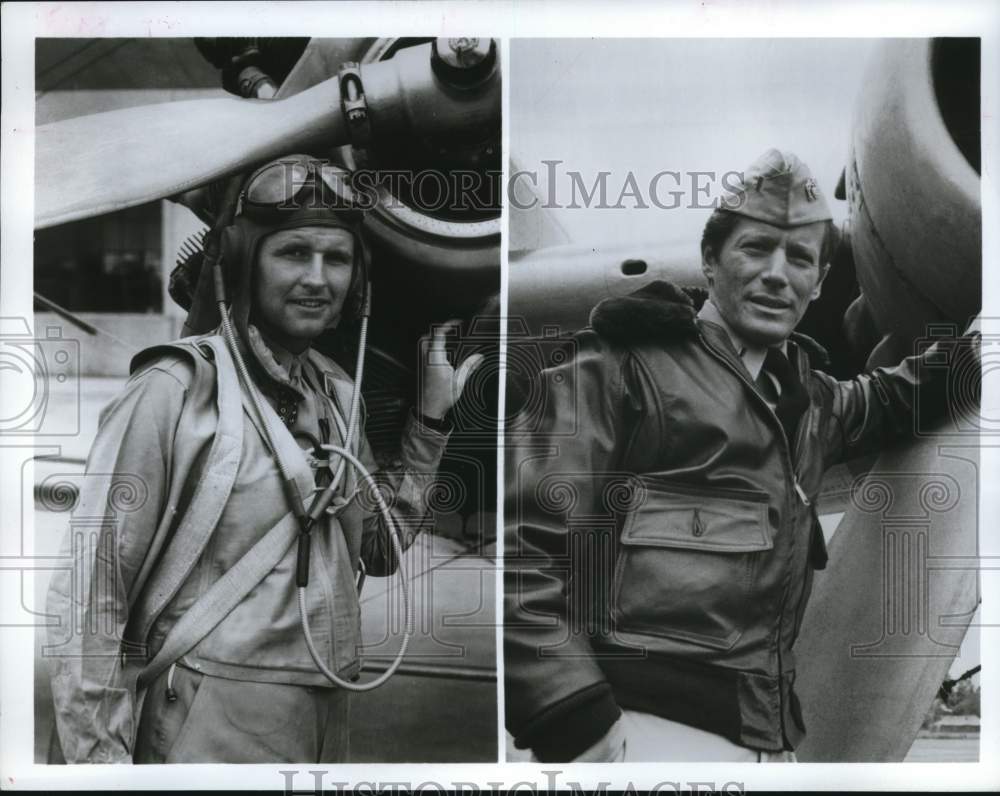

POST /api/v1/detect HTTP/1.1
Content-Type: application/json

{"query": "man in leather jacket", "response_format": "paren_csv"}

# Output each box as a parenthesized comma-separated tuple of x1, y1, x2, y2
(503, 149, 980, 762)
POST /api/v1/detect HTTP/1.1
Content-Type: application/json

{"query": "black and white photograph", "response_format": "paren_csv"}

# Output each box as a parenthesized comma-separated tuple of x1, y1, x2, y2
(26, 34, 501, 764)
(2, 1, 999, 793)
(504, 37, 984, 765)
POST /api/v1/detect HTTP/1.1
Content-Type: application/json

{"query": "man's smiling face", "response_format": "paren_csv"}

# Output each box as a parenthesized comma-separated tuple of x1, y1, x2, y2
(702, 217, 828, 346)
(252, 226, 355, 353)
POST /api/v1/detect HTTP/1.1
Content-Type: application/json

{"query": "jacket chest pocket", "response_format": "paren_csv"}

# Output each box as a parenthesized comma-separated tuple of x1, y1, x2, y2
(612, 479, 774, 651)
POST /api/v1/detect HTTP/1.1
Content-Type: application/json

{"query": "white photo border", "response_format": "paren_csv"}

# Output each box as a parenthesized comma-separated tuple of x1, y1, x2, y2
(2, 0, 998, 791)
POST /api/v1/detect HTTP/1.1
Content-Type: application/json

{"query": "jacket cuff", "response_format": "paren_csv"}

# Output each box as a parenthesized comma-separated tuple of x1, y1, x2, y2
(399, 409, 452, 473)
(413, 409, 454, 433)
(517, 683, 622, 762)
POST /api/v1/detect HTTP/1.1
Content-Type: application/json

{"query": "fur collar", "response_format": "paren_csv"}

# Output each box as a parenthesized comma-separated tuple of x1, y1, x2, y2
(589, 280, 707, 343)
(589, 280, 830, 368)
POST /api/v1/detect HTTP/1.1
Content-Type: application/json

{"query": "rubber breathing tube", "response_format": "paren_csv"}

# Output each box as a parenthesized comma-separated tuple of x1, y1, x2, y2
(212, 256, 412, 691)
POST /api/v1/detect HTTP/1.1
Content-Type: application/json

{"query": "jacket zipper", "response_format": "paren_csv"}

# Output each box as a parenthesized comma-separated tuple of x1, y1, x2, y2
(698, 330, 812, 746)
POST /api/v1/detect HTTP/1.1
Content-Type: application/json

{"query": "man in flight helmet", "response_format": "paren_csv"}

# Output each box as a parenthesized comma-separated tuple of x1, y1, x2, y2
(47, 155, 482, 764)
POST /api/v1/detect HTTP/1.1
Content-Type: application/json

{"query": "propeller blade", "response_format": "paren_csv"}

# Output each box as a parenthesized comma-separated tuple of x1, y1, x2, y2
(794, 413, 979, 761)
(34, 75, 347, 229)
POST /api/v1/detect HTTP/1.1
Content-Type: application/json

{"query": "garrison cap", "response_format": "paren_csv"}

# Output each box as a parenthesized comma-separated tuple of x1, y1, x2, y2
(723, 148, 832, 226)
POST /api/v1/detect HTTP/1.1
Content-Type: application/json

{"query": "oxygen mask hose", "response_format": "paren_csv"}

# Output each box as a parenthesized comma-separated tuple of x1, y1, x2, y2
(297, 442, 413, 691)
(213, 268, 410, 691)
(292, 283, 370, 586)
(293, 284, 416, 691)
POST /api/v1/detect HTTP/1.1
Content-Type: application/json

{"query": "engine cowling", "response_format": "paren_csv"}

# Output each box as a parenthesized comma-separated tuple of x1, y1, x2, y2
(846, 38, 980, 366)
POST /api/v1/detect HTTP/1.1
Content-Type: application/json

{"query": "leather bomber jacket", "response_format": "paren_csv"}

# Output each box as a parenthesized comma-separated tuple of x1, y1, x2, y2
(503, 281, 975, 762)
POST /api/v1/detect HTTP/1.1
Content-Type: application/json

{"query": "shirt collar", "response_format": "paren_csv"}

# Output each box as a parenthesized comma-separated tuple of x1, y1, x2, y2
(697, 298, 786, 380)
(247, 324, 312, 388)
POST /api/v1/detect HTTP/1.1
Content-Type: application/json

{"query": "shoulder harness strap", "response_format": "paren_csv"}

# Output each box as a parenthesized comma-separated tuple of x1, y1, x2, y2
(129, 337, 244, 638)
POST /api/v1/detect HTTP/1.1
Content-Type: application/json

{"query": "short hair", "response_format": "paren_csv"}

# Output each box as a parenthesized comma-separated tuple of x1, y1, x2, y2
(700, 209, 839, 268)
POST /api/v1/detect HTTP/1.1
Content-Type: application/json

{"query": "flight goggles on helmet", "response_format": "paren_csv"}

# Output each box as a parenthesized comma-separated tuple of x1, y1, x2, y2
(235, 153, 370, 224)
(220, 154, 371, 313)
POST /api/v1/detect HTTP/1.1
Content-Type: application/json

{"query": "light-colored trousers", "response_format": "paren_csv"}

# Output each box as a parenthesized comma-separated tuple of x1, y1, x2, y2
(571, 709, 798, 763)
(133, 663, 350, 763)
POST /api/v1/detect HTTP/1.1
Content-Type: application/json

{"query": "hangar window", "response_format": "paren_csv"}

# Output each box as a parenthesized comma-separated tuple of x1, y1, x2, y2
(34, 202, 163, 313)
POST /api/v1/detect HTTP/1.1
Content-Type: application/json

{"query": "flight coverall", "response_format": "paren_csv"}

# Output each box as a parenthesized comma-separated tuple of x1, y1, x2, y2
(47, 328, 451, 763)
